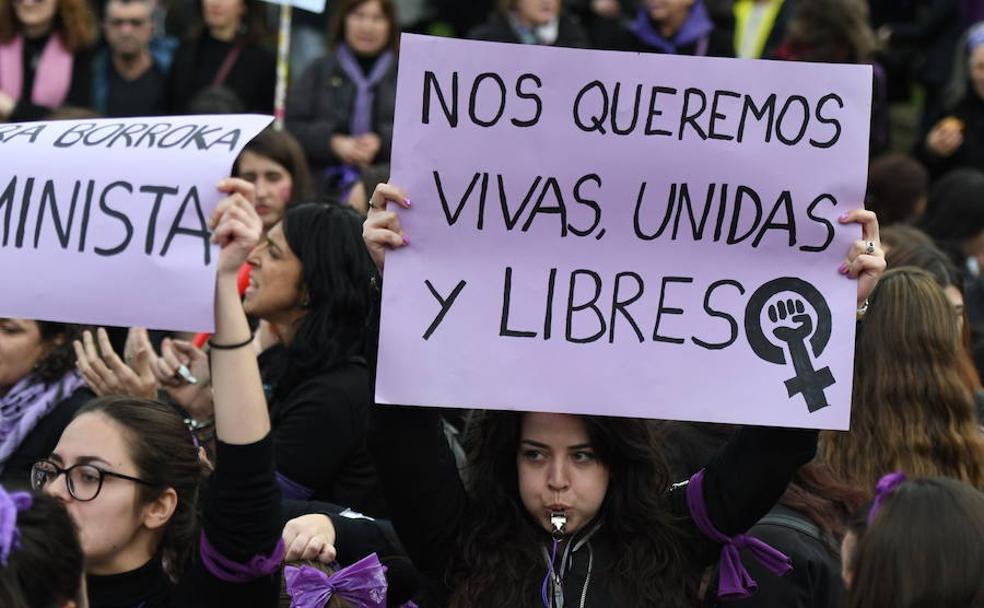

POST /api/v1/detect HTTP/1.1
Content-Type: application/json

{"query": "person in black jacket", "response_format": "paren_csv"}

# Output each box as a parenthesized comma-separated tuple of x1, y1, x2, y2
(468, 0, 590, 48)
(165, 0, 275, 114)
(0, 0, 97, 122)
(285, 0, 399, 199)
(618, 0, 734, 57)
(31, 180, 284, 607)
(361, 184, 887, 608)
(0, 320, 92, 488)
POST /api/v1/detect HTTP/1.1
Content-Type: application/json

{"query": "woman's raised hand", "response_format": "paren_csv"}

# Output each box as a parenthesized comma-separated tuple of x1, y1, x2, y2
(838, 209, 886, 307)
(73, 327, 157, 400)
(211, 178, 263, 276)
(362, 183, 411, 274)
(153, 337, 213, 421)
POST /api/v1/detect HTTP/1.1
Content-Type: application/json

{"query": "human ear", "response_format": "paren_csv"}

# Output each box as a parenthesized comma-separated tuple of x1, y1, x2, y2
(142, 487, 179, 531)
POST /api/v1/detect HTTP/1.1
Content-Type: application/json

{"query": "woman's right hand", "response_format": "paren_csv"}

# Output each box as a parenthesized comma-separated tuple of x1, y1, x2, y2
(362, 183, 411, 274)
(153, 336, 213, 421)
(926, 118, 963, 157)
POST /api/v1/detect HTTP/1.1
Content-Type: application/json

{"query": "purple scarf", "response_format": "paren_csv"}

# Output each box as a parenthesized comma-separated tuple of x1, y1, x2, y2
(632, 1, 713, 55)
(334, 43, 394, 137)
(0, 372, 85, 472)
(686, 469, 793, 600)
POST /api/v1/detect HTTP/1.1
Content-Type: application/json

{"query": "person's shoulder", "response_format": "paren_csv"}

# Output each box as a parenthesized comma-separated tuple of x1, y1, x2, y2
(467, 14, 518, 43)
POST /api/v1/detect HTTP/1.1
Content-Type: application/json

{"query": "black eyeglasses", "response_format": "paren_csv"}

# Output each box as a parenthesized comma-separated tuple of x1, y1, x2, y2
(31, 460, 155, 502)
(106, 17, 149, 28)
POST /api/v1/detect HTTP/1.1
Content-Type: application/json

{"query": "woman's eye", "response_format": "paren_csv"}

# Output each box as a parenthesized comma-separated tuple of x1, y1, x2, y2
(572, 451, 595, 463)
(265, 172, 283, 183)
(522, 449, 544, 462)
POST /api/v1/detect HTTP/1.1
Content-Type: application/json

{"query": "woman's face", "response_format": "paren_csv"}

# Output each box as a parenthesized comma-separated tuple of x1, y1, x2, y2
(645, 0, 694, 23)
(517, 413, 610, 536)
(944, 285, 965, 330)
(202, 0, 244, 34)
(0, 318, 46, 394)
(345, 0, 390, 57)
(238, 151, 293, 231)
(515, 0, 561, 26)
(45, 412, 160, 575)
(971, 46, 984, 101)
(13, 0, 58, 34)
(244, 222, 305, 323)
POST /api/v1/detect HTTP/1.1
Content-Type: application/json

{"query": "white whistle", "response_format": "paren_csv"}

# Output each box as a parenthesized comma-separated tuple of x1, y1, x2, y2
(550, 511, 567, 539)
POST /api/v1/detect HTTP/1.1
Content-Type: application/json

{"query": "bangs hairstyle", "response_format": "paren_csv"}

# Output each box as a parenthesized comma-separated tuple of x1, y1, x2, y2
(820, 268, 984, 492)
(76, 396, 209, 579)
(328, 0, 399, 52)
(279, 203, 377, 384)
(846, 477, 984, 608)
(449, 411, 695, 607)
(0, 0, 97, 51)
(233, 127, 313, 203)
(0, 490, 84, 608)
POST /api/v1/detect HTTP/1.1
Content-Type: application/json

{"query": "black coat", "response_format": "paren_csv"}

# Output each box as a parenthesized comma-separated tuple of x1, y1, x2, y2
(166, 33, 275, 114)
(467, 12, 591, 49)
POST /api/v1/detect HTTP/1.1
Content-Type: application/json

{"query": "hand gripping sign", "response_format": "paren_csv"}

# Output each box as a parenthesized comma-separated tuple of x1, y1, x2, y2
(375, 35, 872, 430)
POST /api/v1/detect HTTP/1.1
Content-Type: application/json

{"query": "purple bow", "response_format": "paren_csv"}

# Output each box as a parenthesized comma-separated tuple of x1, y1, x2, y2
(285, 553, 388, 608)
(0, 486, 33, 566)
(686, 469, 793, 600)
(866, 471, 906, 525)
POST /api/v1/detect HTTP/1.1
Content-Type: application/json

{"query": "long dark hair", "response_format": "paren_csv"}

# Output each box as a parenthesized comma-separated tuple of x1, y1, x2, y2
(233, 128, 313, 204)
(328, 0, 400, 52)
(846, 477, 984, 608)
(76, 396, 208, 579)
(776, 462, 866, 554)
(279, 204, 377, 388)
(448, 411, 696, 607)
(0, 490, 84, 608)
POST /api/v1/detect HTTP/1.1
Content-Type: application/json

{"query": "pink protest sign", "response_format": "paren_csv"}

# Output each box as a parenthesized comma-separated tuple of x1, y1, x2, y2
(0, 114, 272, 331)
(377, 35, 872, 430)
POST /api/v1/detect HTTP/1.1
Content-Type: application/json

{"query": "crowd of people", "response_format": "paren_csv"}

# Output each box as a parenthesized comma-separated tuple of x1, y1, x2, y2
(4, 0, 984, 607)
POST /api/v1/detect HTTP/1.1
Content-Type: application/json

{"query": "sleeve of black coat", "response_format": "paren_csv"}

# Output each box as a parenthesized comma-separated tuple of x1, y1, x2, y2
(285, 58, 343, 165)
(369, 405, 467, 583)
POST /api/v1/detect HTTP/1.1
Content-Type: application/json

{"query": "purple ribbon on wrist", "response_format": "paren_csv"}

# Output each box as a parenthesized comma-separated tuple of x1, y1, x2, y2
(866, 471, 906, 525)
(199, 530, 285, 583)
(0, 486, 33, 566)
(285, 553, 388, 608)
(686, 469, 793, 600)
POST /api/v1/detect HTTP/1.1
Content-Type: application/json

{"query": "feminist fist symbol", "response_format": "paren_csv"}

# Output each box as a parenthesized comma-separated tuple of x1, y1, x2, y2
(745, 279, 835, 413)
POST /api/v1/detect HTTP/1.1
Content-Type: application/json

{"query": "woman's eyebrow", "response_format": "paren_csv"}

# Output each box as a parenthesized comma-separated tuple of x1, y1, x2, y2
(519, 439, 550, 449)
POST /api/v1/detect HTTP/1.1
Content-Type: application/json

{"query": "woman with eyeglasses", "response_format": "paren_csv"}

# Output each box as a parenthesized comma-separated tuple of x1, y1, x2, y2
(0, 0, 97, 122)
(30, 178, 284, 608)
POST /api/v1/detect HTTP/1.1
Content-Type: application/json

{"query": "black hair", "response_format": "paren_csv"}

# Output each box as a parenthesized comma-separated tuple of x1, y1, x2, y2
(34, 322, 84, 384)
(278, 204, 378, 390)
(921, 169, 984, 265)
(0, 490, 85, 608)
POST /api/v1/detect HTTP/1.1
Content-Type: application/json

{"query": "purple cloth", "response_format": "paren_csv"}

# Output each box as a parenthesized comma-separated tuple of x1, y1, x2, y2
(0, 486, 32, 566)
(866, 471, 906, 525)
(276, 471, 315, 501)
(632, 1, 713, 55)
(685, 469, 793, 600)
(284, 553, 388, 608)
(0, 371, 86, 473)
(199, 530, 285, 583)
(334, 44, 395, 137)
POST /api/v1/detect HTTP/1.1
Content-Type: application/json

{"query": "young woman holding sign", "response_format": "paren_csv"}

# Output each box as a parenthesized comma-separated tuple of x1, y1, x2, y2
(362, 184, 886, 607)
(32, 180, 285, 608)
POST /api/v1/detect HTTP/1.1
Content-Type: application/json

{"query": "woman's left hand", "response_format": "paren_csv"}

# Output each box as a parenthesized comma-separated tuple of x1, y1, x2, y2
(210, 178, 262, 277)
(282, 514, 337, 563)
(73, 327, 158, 399)
(838, 209, 886, 307)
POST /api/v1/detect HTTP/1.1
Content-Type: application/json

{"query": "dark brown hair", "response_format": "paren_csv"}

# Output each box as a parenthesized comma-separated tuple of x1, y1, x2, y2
(233, 127, 313, 203)
(76, 396, 208, 579)
(34, 321, 84, 384)
(776, 461, 867, 554)
(865, 154, 929, 227)
(328, 0, 399, 52)
(820, 268, 984, 493)
(846, 477, 984, 608)
(782, 0, 876, 62)
(0, 0, 97, 52)
(448, 411, 696, 607)
(0, 490, 85, 608)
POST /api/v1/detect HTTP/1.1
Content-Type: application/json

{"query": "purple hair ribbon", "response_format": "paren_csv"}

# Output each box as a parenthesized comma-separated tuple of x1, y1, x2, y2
(0, 486, 33, 566)
(686, 469, 793, 600)
(866, 471, 907, 525)
(285, 553, 388, 608)
(199, 531, 285, 583)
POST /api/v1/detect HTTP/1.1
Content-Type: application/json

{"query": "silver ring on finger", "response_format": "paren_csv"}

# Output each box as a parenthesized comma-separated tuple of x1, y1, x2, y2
(865, 241, 876, 255)
(367, 199, 375, 209)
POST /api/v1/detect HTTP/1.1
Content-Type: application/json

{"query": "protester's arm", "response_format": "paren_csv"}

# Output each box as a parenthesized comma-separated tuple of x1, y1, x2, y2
(284, 59, 344, 165)
(362, 184, 468, 583)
